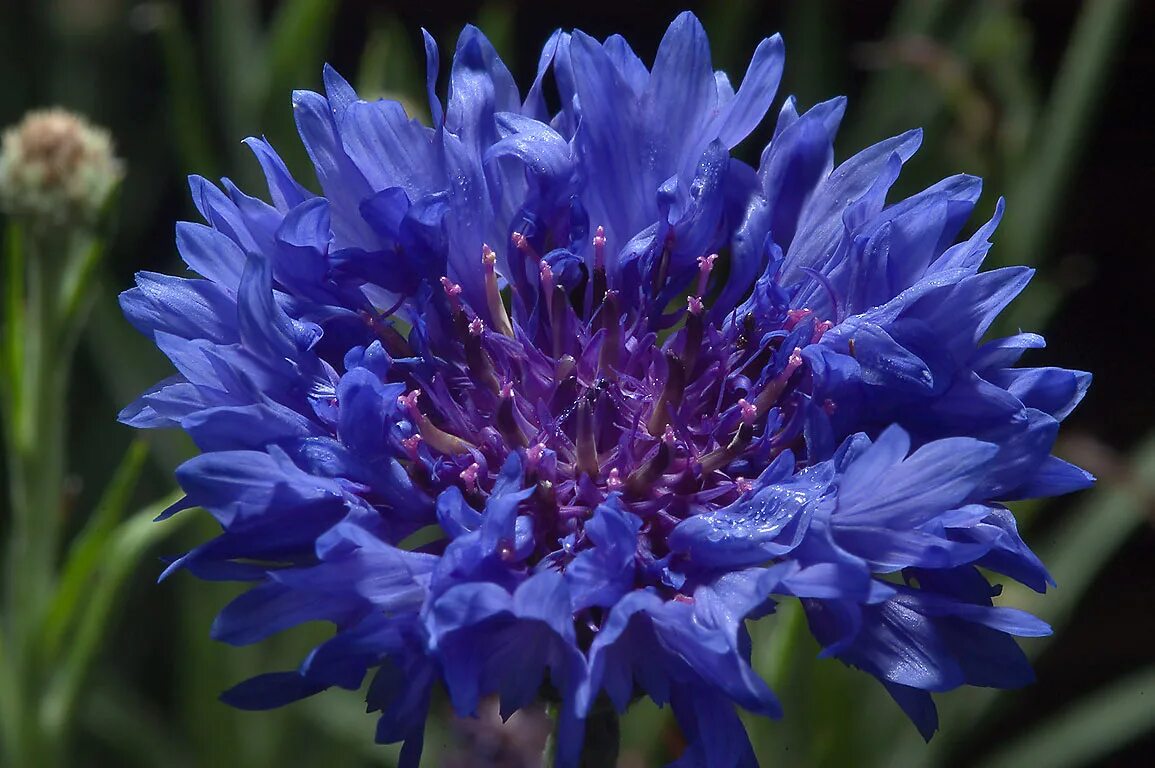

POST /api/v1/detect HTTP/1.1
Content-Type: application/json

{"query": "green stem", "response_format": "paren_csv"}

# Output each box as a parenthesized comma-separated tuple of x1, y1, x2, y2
(10, 231, 68, 633)
(1, 224, 89, 768)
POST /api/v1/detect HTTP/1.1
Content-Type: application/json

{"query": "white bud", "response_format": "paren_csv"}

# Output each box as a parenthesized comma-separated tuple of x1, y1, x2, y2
(0, 108, 123, 229)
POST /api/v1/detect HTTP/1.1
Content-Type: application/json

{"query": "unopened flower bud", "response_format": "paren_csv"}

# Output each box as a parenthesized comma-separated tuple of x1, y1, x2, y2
(0, 108, 123, 229)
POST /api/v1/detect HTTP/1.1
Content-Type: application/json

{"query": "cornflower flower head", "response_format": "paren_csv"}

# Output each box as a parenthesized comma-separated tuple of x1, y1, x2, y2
(121, 13, 1091, 766)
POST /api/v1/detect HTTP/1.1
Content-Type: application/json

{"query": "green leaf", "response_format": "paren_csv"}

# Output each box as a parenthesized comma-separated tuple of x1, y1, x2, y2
(264, 0, 338, 114)
(356, 13, 423, 115)
(842, 0, 952, 150)
(475, 2, 514, 63)
(782, 0, 842, 108)
(251, 0, 337, 185)
(57, 234, 107, 343)
(702, 0, 759, 77)
(619, 696, 672, 766)
(150, 2, 219, 177)
(983, 666, 1155, 768)
(40, 439, 150, 660)
(41, 490, 190, 735)
(208, 0, 263, 143)
(1000, 0, 1134, 329)
(299, 689, 400, 765)
(80, 672, 194, 768)
(0, 628, 19, 765)
(745, 602, 804, 765)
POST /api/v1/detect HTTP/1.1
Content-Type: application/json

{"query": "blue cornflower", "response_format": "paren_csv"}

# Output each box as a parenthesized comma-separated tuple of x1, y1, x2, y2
(121, 12, 1091, 766)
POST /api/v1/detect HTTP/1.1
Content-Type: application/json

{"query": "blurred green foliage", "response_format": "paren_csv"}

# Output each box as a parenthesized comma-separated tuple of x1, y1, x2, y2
(0, 1, 1146, 766)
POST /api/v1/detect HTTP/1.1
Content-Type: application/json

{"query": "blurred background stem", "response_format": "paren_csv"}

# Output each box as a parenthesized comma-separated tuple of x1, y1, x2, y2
(2, 226, 72, 766)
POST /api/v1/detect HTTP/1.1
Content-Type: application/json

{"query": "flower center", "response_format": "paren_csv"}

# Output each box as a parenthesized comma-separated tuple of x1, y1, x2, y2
(386, 230, 825, 568)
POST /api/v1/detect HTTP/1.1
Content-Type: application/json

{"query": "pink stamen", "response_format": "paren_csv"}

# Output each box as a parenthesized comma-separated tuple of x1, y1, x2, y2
(738, 398, 758, 424)
(480, 243, 515, 337)
(752, 347, 806, 413)
(606, 467, 623, 491)
(512, 231, 539, 261)
(398, 389, 422, 416)
(539, 260, 554, 292)
(593, 225, 607, 269)
(526, 443, 546, 470)
(785, 308, 812, 330)
(662, 424, 677, 446)
(439, 276, 463, 312)
(459, 462, 481, 493)
(673, 594, 694, 605)
(468, 317, 484, 337)
(735, 476, 754, 494)
(401, 434, 423, 460)
(539, 260, 555, 312)
(687, 295, 704, 316)
(397, 388, 476, 456)
(787, 346, 804, 370)
(695, 253, 718, 297)
(813, 319, 833, 342)
(499, 381, 515, 399)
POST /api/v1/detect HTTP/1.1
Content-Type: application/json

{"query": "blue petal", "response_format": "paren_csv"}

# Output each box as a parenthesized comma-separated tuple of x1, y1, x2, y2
(715, 34, 785, 148)
(644, 12, 716, 180)
(220, 671, 327, 710)
(669, 685, 759, 768)
(336, 367, 399, 459)
(565, 497, 641, 611)
(175, 220, 246, 289)
(783, 129, 922, 283)
(567, 29, 648, 265)
(932, 196, 1005, 275)
(236, 253, 315, 363)
(175, 447, 347, 528)
(211, 579, 361, 646)
(243, 136, 312, 212)
(836, 427, 999, 529)
(292, 88, 376, 244)
(669, 453, 826, 568)
(421, 28, 444, 126)
(1005, 455, 1094, 499)
(181, 400, 321, 452)
(121, 273, 238, 344)
(759, 96, 844, 251)
(436, 486, 482, 539)
(989, 366, 1091, 421)
(339, 99, 438, 195)
(882, 682, 938, 741)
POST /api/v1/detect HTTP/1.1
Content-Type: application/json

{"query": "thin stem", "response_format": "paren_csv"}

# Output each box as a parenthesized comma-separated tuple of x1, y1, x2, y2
(1, 224, 87, 768)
